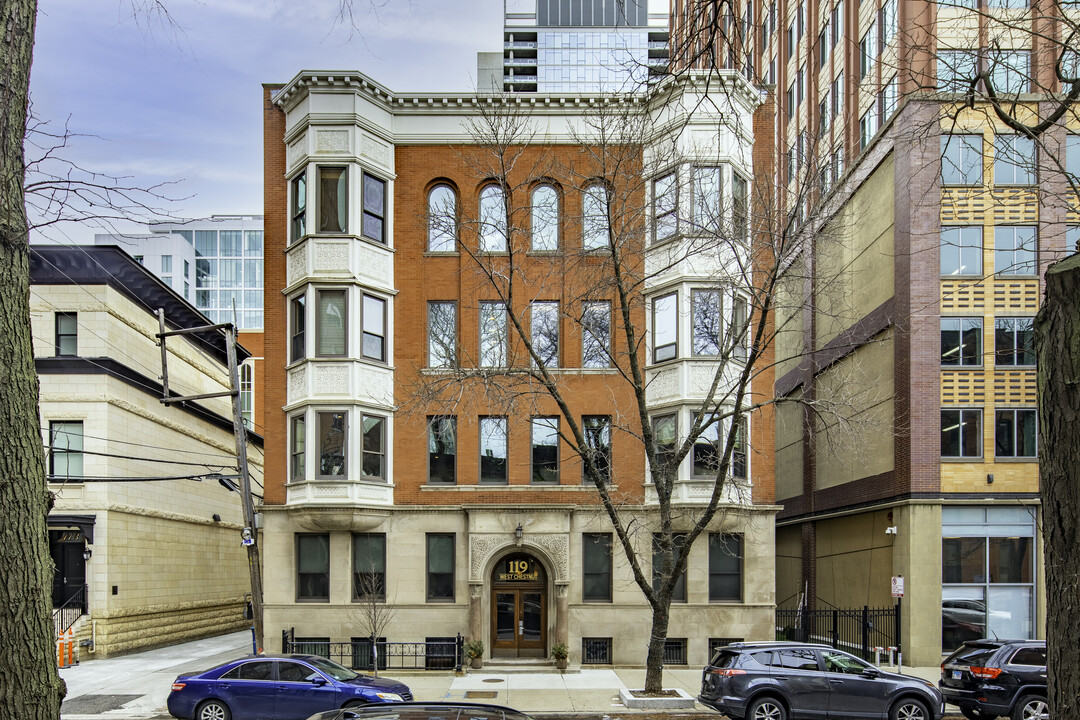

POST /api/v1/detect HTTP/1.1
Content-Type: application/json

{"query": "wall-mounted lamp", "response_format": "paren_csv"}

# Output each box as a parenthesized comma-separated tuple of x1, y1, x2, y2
(885, 526, 898, 535)
(514, 523, 523, 544)
(83, 547, 93, 561)
(212, 513, 222, 522)
(987, 473, 994, 484)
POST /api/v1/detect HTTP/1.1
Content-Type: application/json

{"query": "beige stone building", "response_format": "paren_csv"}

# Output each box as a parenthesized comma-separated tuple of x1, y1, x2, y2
(31, 244, 264, 657)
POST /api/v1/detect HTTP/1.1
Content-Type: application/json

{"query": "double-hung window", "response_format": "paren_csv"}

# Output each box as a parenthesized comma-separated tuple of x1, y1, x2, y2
(49, 421, 83, 479)
(428, 416, 457, 485)
(691, 414, 720, 478)
(361, 414, 386, 480)
(362, 172, 386, 244)
(942, 409, 982, 458)
(362, 294, 386, 362)
(995, 409, 1037, 458)
(352, 533, 386, 601)
(941, 227, 983, 275)
(428, 185, 457, 252)
(426, 534, 455, 602)
(297, 534, 330, 601)
(531, 417, 560, 483)
(709, 534, 743, 601)
(479, 185, 508, 252)
(480, 301, 508, 368)
(692, 167, 722, 232)
(291, 172, 307, 242)
(531, 184, 559, 251)
(531, 302, 559, 367)
(941, 318, 983, 366)
(428, 302, 457, 368)
(318, 166, 348, 234)
(317, 411, 347, 478)
(937, 50, 978, 92)
(994, 227, 1037, 275)
(316, 289, 347, 357)
(582, 184, 610, 251)
(652, 414, 677, 477)
(290, 296, 306, 362)
(654, 173, 677, 242)
(732, 174, 748, 240)
(941, 135, 983, 185)
(652, 292, 678, 363)
(994, 136, 1036, 185)
(692, 290, 722, 357)
(583, 533, 613, 602)
(859, 23, 876, 80)
(479, 416, 508, 484)
(581, 301, 611, 368)
(995, 317, 1035, 366)
(582, 415, 612, 484)
(55, 312, 77, 356)
(290, 415, 306, 480)
(732, 415, 748, 479)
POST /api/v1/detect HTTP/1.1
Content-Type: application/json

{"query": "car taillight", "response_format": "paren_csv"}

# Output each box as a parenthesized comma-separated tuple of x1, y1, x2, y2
(171, 682, 186, 692)
(709, 668, 747, 676)
(970, 667, 1002, 679)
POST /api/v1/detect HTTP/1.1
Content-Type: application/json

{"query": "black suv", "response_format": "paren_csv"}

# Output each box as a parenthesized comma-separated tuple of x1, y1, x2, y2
(939, 640, 1047, 720)
(699, 641, 944, 720)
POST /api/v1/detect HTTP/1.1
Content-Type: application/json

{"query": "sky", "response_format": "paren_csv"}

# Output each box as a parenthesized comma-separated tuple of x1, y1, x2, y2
(29, 0, 504, 242)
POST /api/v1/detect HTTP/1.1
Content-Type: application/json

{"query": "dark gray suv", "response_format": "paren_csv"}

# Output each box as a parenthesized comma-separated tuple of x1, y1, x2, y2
(939, 639, 1047, 720)
(699, 641, 945, 720)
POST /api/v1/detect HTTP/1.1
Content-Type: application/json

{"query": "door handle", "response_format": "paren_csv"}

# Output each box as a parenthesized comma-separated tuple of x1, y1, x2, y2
(519, 620, 523, 635)
(829, 679, 843, 684)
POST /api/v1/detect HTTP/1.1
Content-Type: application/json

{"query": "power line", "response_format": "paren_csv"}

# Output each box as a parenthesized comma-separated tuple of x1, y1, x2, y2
(42, 446, 236, 469)
(39, 425, 240, 462)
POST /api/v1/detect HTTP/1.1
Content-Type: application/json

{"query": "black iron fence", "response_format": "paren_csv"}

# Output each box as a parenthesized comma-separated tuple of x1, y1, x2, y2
(53, 585, 87, 639)
(775, 605, 900, 661)
(282, 629, 463, 672)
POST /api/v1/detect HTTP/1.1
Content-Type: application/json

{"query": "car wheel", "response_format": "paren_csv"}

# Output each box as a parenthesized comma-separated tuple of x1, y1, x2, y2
(1011, 696, 1049, 720)
(746, 696, 786, 720)
(890, 697, 930, 720)
(196, 700, 231, 720)
(960, 705, 999, 720)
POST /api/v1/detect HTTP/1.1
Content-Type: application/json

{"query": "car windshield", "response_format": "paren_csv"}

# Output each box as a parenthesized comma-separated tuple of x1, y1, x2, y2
(306, 656, 359, 681)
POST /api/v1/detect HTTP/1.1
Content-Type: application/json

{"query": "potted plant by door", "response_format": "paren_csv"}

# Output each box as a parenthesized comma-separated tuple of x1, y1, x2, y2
(464, 639, 484, 669)
(551, 643, 569, 670)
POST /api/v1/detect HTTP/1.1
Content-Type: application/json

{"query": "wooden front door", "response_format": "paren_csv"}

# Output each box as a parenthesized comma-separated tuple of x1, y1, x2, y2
(490, 553, 547, 658)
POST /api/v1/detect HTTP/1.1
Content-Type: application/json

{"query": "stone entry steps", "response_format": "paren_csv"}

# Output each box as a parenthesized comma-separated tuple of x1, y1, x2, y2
(475, 658, 577, 674)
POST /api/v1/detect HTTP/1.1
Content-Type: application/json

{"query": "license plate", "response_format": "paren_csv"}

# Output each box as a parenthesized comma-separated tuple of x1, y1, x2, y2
(952, 671, 962, 680)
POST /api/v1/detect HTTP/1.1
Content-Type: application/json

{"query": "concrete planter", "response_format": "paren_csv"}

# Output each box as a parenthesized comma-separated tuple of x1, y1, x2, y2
(618, 688, 697, 709)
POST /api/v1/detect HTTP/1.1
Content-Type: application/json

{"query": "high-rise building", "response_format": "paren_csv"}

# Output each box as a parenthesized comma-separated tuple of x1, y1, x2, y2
(667, 0, 1076, 664)
(498, 0, 670, 92)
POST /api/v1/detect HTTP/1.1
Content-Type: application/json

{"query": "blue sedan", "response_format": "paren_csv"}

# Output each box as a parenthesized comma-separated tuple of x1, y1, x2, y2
(167, 654, 413, 720)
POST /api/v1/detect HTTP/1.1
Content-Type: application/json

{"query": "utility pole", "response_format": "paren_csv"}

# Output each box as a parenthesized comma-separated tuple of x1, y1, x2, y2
(156, 310, 264, 650)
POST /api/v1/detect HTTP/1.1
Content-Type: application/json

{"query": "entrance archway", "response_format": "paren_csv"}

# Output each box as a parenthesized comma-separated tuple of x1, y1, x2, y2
(490, 552, 547, 658)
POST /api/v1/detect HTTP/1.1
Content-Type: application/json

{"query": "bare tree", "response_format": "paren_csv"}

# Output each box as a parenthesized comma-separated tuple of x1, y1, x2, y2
(350, 557, 395, 677)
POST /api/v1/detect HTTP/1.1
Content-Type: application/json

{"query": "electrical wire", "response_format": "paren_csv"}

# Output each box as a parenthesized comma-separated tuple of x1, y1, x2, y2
(39, 425, 240, 462)
(42, 446, 236, 469)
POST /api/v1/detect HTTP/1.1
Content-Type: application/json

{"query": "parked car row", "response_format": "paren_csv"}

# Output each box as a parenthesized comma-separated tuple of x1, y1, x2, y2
(697, 639, 1049, 720)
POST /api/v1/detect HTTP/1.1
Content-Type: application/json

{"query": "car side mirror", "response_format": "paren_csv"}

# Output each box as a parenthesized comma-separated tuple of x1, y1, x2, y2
(311, 676, 328, 686)
(862, 667, 881, 678)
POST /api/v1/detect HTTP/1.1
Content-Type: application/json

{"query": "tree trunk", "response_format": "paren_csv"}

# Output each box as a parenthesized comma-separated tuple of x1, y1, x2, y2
(0, 1, 66, 719)
(643, 600, 671, 693)
(1035, 253, 1080, 720)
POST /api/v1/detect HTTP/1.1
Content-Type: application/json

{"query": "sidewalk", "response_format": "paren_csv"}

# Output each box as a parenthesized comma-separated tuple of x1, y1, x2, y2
(58, 631, 946, 720)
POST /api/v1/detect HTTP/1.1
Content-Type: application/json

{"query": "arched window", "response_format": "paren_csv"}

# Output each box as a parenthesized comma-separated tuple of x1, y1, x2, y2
(582, 183, 610, 251)
(428, 185, 457, 252)
(479, 185, 507, 252)
(531, 184, 559, 251)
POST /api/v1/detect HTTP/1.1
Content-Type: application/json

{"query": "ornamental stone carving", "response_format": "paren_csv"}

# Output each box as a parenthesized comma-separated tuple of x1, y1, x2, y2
(469, 535, 505, 582)
(288, 367, 306, 401)
(469, 533, 569, 583)
(315, 129, 349, 153)
(287, 250, 307, 286)
(314, 243, 350, 273)
(314, 365, 349, 395)
(360, 134, 391, 168)
(287, 136, 305, 167)
(357, 245, 391, 285)
(530, 533, 569, 580)
(647, 367, 679, 403)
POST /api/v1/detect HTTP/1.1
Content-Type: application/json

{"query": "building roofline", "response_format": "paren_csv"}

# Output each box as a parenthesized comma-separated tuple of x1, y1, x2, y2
(29, 244, 248, 366)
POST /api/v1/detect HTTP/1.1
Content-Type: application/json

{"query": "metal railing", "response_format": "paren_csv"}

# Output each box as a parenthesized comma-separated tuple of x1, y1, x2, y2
(282, 629, 463, 672)
(53, 585, 87, 639)
(775, 605, 900, 661)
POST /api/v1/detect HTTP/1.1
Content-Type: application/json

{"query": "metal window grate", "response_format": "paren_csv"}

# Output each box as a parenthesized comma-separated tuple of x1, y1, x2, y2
(709, 637, 745, 658)
(582, 637, 612, 664)
(663, 638, 688, 665)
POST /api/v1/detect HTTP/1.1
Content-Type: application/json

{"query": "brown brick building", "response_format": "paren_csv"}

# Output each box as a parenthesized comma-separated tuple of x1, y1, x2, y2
(259, 69, 777, 667)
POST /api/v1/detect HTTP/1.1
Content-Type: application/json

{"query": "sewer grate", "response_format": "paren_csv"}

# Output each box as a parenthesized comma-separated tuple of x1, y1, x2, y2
(62, 695, 141, 714)
(465, 691, 499, 699)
